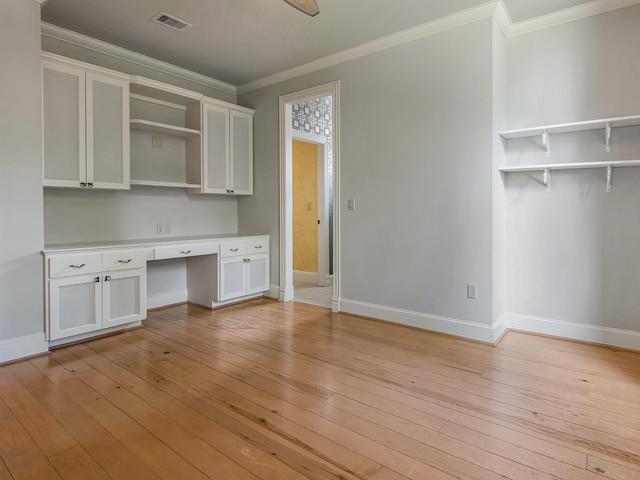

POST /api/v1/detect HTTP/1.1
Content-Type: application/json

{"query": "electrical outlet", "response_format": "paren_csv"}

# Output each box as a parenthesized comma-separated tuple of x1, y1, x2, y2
(152, 136, 163, 148)
(467, 284, 478, 300)
(156, 224, 164, 234)
(165, 223, 172, 234)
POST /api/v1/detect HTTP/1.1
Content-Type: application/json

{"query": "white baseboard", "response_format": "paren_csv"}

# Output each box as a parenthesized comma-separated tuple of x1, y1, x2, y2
(0, 332, 48, 364)
(266, 285, 280, 300)
(340, 299, 498, 343)
(147, 289, 188, 309)
(507, 314, 640, 351)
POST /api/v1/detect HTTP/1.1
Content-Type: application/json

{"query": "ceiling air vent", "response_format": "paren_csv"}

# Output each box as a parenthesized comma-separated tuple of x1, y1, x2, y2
(150, 12, 192, 32)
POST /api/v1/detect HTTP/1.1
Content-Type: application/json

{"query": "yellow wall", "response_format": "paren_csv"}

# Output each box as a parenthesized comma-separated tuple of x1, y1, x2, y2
(293, 140, 318, 273)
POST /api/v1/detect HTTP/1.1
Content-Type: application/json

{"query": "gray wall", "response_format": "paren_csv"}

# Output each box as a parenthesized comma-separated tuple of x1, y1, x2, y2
(240, 19, 496, 326)
(504, 5, 640, 331)
(0, 0, 44, 341)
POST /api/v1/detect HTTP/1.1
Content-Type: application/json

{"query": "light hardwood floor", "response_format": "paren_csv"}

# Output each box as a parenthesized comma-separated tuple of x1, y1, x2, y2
(1, 299, 640, 479)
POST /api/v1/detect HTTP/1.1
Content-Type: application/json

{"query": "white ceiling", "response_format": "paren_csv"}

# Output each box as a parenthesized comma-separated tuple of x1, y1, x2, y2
(41, 0, 596, 87)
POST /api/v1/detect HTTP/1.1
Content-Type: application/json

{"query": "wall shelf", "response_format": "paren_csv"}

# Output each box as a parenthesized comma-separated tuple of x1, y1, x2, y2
(499, 115, 640, 139)
(500, 114, 640, 157)
(499, 160, 640, 193)
(130, 179, 201, 189)
(130, 119, 201, 138)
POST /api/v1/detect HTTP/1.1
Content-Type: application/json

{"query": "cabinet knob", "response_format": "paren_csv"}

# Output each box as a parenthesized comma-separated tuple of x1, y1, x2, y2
(104, 275, 111, 281)
(80, 183, 87, 187)
(254, 245, 262, 249)
(87, 183, 94, 188)
(230, 190, 234, 194)
(180, 250, 191, 255)
(246, 258, 251, 263)
(94, 276, 100, 283)
(69, 264, 86, 269)
(230, 248, 238, 252)
(118, 259, 133, 264)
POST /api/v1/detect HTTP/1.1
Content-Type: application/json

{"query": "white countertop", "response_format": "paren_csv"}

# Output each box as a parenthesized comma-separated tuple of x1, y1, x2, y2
(43, 233, 269, 254)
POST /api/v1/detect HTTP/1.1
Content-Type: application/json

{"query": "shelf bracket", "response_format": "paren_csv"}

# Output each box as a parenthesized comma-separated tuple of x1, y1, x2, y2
(606, 164, 613, 193)
(605, 122, 612, 153)
(542, 130, 551, 158)
(543, 167, 551, 193)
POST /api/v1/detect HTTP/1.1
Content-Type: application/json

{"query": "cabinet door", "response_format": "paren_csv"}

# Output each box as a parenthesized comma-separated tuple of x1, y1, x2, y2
(49, 274, 102, 340)
(202, 103, 230, 194)
(86, 72, 130, 189)
(246, 253, 269, 295)
(218, 256, 246, 301)
(102, 269, 147, 329)
(42, 60, 86, 188)
(230, 110, 253, 195)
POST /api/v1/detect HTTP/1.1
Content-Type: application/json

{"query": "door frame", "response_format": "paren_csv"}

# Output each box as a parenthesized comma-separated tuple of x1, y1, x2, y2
(279, 82, 340, 311)
(291, 131, 330, 287)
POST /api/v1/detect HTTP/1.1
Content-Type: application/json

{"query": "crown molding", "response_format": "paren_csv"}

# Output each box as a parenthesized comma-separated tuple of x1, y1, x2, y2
(238, 1, 500, 94)
(40, 22, 237, 96)
(505, 0, 640, 37)
(239, 0, 640, 93)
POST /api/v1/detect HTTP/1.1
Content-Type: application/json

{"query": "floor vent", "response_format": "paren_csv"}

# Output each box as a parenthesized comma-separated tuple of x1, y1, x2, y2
(150, 12, 192, 32)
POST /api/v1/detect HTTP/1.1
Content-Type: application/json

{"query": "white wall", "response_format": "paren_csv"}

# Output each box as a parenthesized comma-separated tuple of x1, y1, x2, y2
(0, 0, 45, 349)
(504, 5, 640, 342)
(240, 19, 498, 336)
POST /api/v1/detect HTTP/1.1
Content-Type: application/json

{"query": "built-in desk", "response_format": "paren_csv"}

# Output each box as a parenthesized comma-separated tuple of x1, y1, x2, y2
(43, 234, 270, 346)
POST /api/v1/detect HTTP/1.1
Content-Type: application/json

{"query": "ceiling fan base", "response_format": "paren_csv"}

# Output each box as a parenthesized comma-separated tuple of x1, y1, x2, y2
(284, 0, 320, 17)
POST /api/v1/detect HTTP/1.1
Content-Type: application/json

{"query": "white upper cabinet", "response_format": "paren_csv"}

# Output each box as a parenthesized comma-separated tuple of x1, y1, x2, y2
(43, 54, 130, 190)
(201, 99, 254, 195)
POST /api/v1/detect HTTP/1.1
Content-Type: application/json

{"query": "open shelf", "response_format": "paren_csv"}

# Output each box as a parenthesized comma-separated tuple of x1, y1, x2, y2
(130, 119, 200, 138)
(499, 160, 640, 173)
(500, 160, 640, 193)
(499, 114, 640, 139)
(130, 179, 201, 189)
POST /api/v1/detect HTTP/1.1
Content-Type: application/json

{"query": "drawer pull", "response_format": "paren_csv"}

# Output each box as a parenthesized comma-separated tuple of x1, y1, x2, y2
(104, 275, 111, 281)
(180, 250, 191, 255)
(94, 276, 100, 283)
(254, 245, 263, 249)
(118, 259, 133, 264)
(69, 264, 86, 269)
(230, 248, 239, 252)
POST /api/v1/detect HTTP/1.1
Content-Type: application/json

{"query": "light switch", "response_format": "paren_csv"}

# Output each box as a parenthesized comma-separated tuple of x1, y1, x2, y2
(347, 198, 356, 211)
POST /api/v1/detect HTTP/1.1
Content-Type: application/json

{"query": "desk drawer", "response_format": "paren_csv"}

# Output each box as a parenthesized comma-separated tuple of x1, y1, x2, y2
(49, 253, 102, 278)
(102, 249, 148, 271)
(246, 237, 269, 254)
(219, 241, 246, 258)
(154, 242, 218, 260)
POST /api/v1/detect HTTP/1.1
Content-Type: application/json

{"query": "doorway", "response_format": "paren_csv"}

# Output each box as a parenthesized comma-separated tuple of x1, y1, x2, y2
(279, 82, 340, 311)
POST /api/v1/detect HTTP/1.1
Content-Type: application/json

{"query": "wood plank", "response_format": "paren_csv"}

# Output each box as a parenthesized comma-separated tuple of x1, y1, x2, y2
(73, 341, 310, 480)
(48, 445, 111, 480)
(0, 395, 62, 480)
(0, 458, 14, 480)
(51, 347, 254, 480)
(8, 359, 161, 480)
(587, 454, 640, 479)
(87, 340, 382, 480)
(0, 371, 76, 457)
(28, 354, 209, 480)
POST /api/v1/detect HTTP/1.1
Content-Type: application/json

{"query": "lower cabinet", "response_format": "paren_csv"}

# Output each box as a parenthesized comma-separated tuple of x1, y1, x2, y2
(47, 250, 147, 341)
(219, 253, 269, 301)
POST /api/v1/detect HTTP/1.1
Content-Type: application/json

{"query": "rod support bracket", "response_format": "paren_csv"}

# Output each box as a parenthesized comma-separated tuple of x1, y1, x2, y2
(542, 130, 551, 158)
(543, 167, 551, 193)
(605, 122, 612, 153)
(606, 164, 613, 193)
